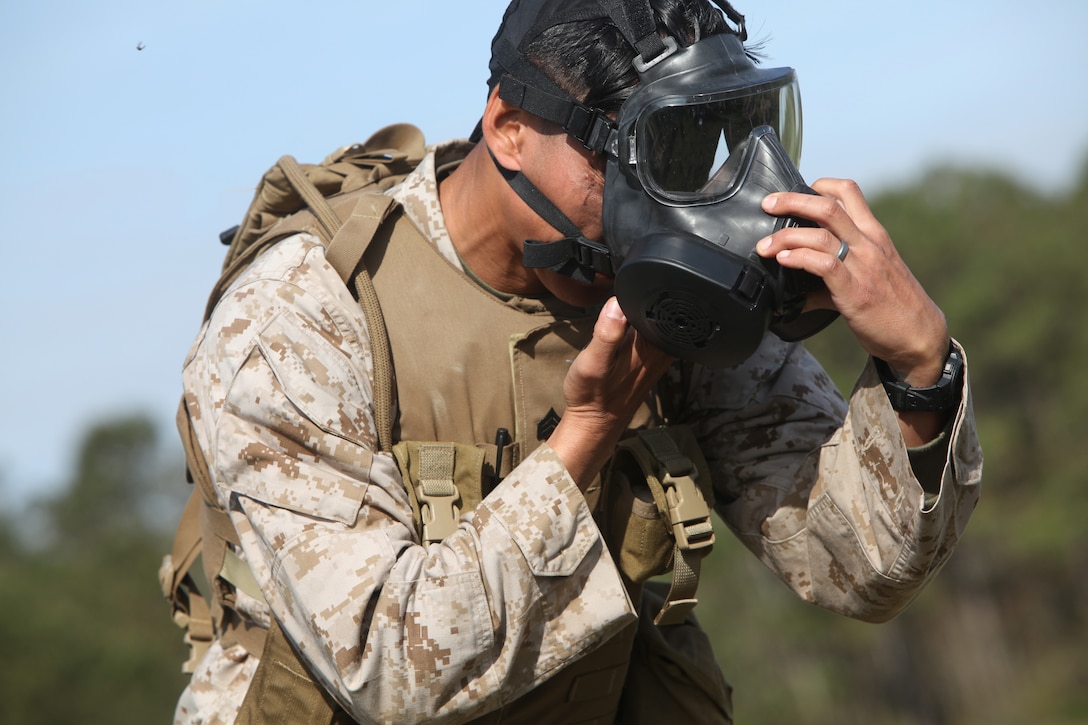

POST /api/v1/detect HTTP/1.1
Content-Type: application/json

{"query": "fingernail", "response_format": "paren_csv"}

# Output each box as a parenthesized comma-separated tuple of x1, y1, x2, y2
(762, 194, 778, 210)
(604, 297, 626, 321)
(757, 237, 772, 253)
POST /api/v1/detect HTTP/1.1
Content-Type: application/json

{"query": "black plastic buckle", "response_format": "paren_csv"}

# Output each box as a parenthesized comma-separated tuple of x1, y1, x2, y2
(573, 237, 613, 276)
(565, 105, 616, 156)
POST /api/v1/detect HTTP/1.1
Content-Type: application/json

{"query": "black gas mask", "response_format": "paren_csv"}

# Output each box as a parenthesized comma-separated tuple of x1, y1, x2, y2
(603, 31, 839, 366)
(484, 0, 838, 367)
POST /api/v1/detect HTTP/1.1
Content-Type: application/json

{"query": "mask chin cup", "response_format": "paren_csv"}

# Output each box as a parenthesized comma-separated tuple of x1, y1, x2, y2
(614, 232, 775, 368)
(769, 308, 839, 342)
(764, 216, 841, 342)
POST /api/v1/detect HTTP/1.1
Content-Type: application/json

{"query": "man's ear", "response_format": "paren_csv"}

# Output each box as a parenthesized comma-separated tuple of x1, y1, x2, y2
(480, 85, 527, 172)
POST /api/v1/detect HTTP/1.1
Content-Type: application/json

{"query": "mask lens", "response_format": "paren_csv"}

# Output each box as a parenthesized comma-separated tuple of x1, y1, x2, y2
(637, 75, 802, 202)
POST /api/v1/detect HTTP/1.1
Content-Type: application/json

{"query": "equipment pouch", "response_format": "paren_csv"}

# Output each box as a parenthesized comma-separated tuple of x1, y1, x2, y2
(393, 440, 488, 543)
(236, 619, 355, 725)
(600, 426, 716, 625)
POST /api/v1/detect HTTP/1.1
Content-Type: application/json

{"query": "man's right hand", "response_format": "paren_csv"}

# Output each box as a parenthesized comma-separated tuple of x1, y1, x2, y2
(547, 297, 673, 491)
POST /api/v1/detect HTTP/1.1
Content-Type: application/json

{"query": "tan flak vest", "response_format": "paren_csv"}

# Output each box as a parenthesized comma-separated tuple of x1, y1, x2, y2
(164, 130, 730, 724)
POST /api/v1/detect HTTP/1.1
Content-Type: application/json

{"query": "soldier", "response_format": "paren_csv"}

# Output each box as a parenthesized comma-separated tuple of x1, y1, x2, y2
(169, 0, 982, 723)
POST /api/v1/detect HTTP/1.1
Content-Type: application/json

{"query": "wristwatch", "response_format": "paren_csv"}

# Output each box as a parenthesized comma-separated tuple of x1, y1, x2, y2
(873, 345, 964, 413)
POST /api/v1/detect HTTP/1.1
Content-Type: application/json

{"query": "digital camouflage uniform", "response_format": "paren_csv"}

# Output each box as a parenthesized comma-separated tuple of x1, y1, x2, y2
(174, 140, 983, 724)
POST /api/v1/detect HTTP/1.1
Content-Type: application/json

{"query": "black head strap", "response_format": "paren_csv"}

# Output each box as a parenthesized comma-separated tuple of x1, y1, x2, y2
(488, 149, 613, 283)
(597, 0, 668, 66)
(493, 41, 617, 155)
(523, 236, 612, 283)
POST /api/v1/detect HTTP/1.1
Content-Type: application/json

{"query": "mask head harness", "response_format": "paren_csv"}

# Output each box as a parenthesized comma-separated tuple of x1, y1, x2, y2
(480, 0, 839, 366)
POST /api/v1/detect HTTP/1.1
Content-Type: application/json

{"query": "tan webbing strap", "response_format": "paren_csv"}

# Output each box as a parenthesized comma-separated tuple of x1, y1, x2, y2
(355, 265, 395, 454)
(325, 193, 401, 454)
(278, 155, 343, 244)
(176, 598, 215, 674)
(654, 546, 704, 627)
(162, 400, 224, 672)
(416, 443, 462, 543)
(203, 477, 269, 654)
(170, 397, 274, 666)
(164, 487, 203, 607)
(220, 547, 267, 605)
(633, 428, 715, 626)
(323, 193, 397, 284)
(159, 488, 217, 673)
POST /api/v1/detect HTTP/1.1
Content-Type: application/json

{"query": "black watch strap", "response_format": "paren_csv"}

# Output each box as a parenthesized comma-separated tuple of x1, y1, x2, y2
(874, 345, 964, 413)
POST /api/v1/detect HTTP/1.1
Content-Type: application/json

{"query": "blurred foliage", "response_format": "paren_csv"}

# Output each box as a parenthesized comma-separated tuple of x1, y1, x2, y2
(1, 159, 1087, 723)
(0, 415, 190, 724)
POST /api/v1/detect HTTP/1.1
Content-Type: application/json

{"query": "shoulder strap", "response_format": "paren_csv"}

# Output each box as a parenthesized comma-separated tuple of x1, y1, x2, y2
(157, 476, 215, 673)
(326, 192, 402, 454)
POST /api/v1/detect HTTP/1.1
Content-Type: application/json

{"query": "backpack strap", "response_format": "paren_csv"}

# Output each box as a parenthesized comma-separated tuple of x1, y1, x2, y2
(160, 398, 225, 672)
(158, 478, 215, 673)
(325, 192, 402, 454)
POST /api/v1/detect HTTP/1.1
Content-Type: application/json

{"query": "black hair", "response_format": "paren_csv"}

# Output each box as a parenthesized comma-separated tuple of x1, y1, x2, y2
(522, 0, 735, 114)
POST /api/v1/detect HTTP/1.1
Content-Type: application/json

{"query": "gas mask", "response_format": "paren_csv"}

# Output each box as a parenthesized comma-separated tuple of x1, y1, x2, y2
(603, 31, 839, 366)
(485, 0, 838, 367)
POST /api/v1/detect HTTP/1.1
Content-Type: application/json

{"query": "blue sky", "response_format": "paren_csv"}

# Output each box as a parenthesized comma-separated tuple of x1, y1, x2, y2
(2, 0, 1086, 505)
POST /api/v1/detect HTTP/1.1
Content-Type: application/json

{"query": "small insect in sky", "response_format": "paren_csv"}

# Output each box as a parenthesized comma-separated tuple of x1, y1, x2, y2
(136, 42, 145, 51)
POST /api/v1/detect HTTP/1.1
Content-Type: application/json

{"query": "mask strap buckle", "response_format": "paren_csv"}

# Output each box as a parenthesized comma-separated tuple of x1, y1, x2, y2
(599, 0, 669, 69)
(632, 35, 678, 73)
(564, 104, 617, 156)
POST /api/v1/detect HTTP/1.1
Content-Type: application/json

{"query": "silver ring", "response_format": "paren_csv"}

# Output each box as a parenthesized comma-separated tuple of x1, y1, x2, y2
(836, 239, 850, 262)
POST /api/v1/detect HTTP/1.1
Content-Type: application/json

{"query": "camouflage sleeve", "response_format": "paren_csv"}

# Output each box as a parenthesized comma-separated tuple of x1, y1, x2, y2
(183, 234, 636, 723)
(686, 336, 983, 622)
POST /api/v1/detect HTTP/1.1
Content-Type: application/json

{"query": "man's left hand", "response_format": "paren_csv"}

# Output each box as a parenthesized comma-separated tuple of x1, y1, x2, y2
(757, 178, 949, 390)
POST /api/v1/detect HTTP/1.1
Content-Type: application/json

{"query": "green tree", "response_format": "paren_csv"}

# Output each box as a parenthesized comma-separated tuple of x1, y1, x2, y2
(0, 414, 189, 725)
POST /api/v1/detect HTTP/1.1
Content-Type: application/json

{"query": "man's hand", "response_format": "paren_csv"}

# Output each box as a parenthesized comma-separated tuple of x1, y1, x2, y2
(758, 179, 952, 444)
(547, 298, 673, 490)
